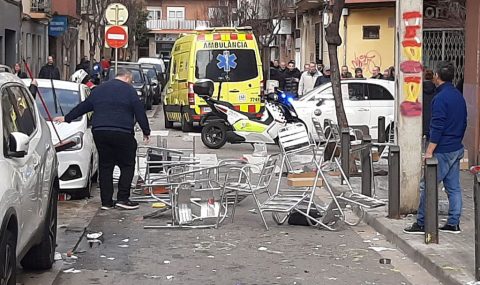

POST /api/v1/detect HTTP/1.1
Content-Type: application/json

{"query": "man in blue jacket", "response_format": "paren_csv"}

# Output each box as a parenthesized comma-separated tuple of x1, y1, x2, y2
(54, 68, 151, 210)
(404, 61, 467, 234)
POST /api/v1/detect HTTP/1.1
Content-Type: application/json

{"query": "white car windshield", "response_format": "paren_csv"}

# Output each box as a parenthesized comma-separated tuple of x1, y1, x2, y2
(299, 84, 334, 101)
(36, 88, 81, 121)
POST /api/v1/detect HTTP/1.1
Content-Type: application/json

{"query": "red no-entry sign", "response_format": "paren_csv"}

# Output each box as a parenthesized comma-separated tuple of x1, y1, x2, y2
(105, 25, 128, 49)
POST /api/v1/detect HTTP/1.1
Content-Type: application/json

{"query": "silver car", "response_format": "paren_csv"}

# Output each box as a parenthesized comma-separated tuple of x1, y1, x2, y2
(0, 72, 58, 284)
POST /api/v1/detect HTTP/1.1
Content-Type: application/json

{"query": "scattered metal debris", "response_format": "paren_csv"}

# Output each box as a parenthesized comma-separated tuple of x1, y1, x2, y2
(63, 268, 81, 274)
(379, 258, 391, 264)
(368, 246, 396, 252)
(86, 232, 103, 239)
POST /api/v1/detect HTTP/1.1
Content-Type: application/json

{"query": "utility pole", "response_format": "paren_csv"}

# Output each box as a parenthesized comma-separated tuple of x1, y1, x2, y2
(395, 0, 423, 213)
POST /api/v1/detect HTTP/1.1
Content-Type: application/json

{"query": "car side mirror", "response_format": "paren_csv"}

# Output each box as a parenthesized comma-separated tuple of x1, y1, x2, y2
(8, 132, 29, 158)
(316, 98, 325, 107)
(194, 79, 214, 97)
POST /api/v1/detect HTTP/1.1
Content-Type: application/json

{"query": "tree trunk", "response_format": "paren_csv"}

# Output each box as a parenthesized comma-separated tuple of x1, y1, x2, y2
(327, 44, 348, 129)
(324, 0, 348, 129)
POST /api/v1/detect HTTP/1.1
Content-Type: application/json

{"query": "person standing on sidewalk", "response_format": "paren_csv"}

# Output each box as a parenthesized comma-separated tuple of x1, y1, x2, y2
(38, 56, 61, 80)
(298, 62, 320, 98)
(404, 61, 467, 234)
(53, 68, 151, 210)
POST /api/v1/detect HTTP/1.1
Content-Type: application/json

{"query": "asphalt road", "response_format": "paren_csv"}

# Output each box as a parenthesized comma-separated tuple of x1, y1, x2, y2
(18, 104, 441, 285)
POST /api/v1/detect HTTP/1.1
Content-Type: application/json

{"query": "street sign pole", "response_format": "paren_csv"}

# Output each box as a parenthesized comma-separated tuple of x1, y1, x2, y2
(115, 48, 118, 76)
(105, 3, 129, 72)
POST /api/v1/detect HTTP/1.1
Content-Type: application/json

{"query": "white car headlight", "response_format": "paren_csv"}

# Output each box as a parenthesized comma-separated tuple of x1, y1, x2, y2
(137, 90, 143, 96)
(63, 132, 84, 151)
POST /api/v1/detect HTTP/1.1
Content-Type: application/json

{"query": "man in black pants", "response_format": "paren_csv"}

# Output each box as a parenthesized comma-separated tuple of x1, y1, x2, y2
(54, 69, 151, 210)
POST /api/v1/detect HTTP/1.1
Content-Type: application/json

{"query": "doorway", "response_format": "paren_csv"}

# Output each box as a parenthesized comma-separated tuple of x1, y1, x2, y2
(5, 29, 16, 67)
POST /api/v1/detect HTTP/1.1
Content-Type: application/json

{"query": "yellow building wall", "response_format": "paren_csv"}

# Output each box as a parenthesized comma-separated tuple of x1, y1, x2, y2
(339, 7, 395, 78)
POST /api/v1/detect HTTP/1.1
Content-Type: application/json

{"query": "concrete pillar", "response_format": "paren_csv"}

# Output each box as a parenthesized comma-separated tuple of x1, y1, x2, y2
(395, 0, 423, 213)
(464, 0, 480, 165)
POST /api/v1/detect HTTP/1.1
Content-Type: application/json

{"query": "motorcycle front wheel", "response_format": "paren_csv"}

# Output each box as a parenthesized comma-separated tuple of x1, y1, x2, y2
(201, 123, 228, 149)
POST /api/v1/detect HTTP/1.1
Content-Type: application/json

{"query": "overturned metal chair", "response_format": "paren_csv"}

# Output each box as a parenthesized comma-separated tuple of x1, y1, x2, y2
(215, 153, 281, 229)
(256, 123, 344, 230)
(313, 120, 386, 226)
(143, 159, 248, 229)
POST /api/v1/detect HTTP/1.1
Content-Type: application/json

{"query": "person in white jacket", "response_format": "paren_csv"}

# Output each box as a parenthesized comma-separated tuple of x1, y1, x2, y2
(298, 62, 321, 97)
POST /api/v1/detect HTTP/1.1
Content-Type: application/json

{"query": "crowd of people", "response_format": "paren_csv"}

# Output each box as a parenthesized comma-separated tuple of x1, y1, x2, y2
(9, 55, 114, 87)
(268, 59, 395, 98)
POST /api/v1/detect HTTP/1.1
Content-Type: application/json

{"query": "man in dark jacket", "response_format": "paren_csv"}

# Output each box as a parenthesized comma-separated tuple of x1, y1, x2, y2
(38, 56, 61, 80)
(404, 61, 467, 235)
(370, 66, 384, 79)
(314, 66, 331, 87)
(53, 68, 151, 211)
(280, 61, 301, 95)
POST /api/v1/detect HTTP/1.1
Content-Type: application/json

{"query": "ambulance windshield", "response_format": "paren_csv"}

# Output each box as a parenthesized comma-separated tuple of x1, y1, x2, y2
(195, 49, 258, 82)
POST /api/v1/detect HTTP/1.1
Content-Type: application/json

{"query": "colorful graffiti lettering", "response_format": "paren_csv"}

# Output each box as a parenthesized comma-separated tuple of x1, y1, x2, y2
(351, 50, 382, 75)
(400, 11, 423, 117)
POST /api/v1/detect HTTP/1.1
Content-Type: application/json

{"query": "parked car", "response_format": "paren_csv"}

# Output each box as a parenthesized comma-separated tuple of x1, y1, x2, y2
(141, 64, 162, 105)
(0, 72, 59, 284)
(137, 57, 166, 80)
(106, 64, 153, 110)
(292, 79, 395, 140)
(23, 79, 98, 198)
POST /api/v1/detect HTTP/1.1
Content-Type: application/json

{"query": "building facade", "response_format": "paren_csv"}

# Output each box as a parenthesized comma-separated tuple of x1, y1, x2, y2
(295, 0, 395, 77)
(295, 0, 465, 80)
(21, 0, 50, 75)
(144, 0, 236, 59)
(0, 0, 22, 68)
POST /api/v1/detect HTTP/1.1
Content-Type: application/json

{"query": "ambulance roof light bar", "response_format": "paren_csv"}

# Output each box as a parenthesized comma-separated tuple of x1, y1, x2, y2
(194, 26, 253, 32)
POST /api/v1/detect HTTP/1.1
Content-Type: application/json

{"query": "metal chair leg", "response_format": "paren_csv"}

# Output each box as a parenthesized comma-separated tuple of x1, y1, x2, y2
(252, 191, 269, 230)
(231, 191, 239, 223)
(216, 186, 228, 228)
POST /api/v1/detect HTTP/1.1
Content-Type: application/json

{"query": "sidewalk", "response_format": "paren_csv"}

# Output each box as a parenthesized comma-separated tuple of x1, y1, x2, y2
(334, 162, 479, 285)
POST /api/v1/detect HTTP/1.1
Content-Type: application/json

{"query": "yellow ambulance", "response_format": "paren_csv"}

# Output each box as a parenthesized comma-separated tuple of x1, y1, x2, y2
(163, 27, 264, 131)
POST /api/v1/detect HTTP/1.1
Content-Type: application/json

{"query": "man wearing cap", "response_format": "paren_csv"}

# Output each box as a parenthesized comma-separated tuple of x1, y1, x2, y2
(314, 66, 331, 87)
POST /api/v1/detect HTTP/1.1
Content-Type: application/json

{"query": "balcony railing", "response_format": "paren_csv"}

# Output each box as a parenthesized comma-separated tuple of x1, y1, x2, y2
(31, 0, 51, 13)
(147, 19, 210, 30)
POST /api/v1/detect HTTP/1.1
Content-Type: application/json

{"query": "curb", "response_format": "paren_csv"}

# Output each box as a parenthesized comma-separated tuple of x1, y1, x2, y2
(362, 210, 463, 285)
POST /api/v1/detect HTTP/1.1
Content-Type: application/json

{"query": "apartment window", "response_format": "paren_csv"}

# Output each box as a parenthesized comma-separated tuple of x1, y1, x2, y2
(167, 7, 185, 20)
(148, 8, 162, 20)
(363, 26, 380, 39)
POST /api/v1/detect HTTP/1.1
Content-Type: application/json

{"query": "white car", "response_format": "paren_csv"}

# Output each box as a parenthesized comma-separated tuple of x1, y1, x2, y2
(292, 79, 395, 140)
(138, 57, 166, 75)
(23, 79, 98, 198)
(0, 72, 58, 284)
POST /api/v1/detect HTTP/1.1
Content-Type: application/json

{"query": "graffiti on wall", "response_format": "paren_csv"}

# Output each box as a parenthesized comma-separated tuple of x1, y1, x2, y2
(351, 50, 382, 75)
(400, 11, 423, 117)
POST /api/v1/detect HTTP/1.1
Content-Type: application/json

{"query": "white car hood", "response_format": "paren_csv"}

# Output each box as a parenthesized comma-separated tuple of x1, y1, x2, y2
(47, 121, 84, 144)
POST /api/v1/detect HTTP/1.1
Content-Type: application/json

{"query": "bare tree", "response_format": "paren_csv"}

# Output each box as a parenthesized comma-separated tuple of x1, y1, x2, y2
(324, 0, 348, 129)
(62, 27, 80, 78)
(208, 0, 236, 27)
(117, 0, 150, 60)
(82, 0, 112, 66)
(236, 0, 291, 69)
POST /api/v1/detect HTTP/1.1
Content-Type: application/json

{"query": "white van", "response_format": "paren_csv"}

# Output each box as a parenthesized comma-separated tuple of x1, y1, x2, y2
(137, 57, 166, 75)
